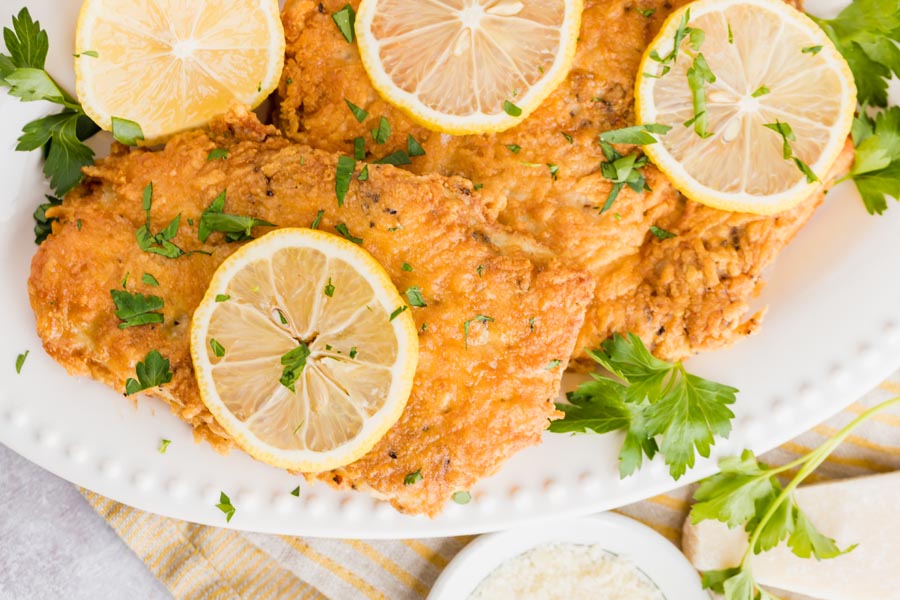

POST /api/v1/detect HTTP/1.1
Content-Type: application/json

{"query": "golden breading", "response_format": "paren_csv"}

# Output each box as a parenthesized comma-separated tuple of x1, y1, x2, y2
(28, 108, 592, 516)
(276, 0, 848, 364)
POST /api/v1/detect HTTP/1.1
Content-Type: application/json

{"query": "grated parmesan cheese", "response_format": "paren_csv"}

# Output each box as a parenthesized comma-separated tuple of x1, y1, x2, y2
(469, 543, 664, 600)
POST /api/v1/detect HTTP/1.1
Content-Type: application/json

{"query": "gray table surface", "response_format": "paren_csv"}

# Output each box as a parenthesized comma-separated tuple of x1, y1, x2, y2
(0, 443, 172, 599)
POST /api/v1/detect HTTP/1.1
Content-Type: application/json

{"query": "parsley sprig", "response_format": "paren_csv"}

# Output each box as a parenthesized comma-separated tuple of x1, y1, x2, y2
(692, 395, 900, 600)
(549, 333, 737, 479)
(597, 124, 671, 212)
(137, 183, 187, 258)
(1, 8, 99, 197)
(124, 350, 173, 396)
(198, 190, 275, 242)
(110, 289, 164, 329)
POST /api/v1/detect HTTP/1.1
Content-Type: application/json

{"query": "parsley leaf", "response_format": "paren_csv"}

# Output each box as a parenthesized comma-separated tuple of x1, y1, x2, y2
(845, 107, 900, 214)
(110, 289, 164, 329)
(216, 491, 236, 522)
(142, 273, 159, 287)
(374, 150, 411, 166)
(549, 333, 737, 479)
(335, 155, 356, 206)
(335, 222, 363, 245)
(649, 225, 676, 240)
(332, 4, 356, 43)
(405, 286, 427, 307)
(345, 99, 368, 122)
(198, 190, 275, 242)
(599, 123, 672, 145)
(207, 148, 228, 161)
(598, 141, 651, 212)
(210, 338, 226, 358)
(646, 9, 695, 77)
(125, 350, 173, 396)
(763, 121, 819, 183)
(502, 100, 522, 117)
(407, 134, 425, 157)
(686, 53, 716, 138)
(33, 194, 61, 244)
(15, 350, 28, 374)
(111, 116, 144, 146)
(3, 8, 48, 69)
(353, 137, 366, 160)
(280, 343, 310, 393)
(371, 116, 390, 144)
(810, 0, 900, 107)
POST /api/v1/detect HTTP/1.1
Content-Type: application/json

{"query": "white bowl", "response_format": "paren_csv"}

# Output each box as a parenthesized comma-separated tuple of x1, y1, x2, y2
(428, 513, 708, 599)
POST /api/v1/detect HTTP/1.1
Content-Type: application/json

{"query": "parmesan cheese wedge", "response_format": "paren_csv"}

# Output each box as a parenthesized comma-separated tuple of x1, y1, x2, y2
(683, 471, 900, 600)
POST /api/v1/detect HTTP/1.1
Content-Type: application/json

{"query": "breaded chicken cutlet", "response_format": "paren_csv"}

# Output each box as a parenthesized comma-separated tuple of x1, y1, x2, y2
(29, 108, 593, 516)
(276, 0, 853, 365)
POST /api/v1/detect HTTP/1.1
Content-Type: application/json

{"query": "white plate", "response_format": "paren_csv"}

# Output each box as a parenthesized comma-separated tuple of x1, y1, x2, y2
(2, 0, 899, 539)
(427, 513, 707, 600)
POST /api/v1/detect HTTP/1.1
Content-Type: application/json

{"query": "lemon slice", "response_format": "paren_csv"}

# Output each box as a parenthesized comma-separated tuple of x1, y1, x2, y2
(75, 0, 284, 142)
(635, 0, 856, 214)
(356, 0, 584, 135)
(190, 229, 418, 472)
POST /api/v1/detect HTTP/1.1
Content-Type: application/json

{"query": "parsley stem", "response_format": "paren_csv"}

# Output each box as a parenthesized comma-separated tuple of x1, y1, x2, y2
(739, 393, 900, 566)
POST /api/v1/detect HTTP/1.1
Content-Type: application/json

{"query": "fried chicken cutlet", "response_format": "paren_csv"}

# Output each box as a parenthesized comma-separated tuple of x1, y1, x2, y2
(276, 0, 854, 364)
(29, 107, 592, 516)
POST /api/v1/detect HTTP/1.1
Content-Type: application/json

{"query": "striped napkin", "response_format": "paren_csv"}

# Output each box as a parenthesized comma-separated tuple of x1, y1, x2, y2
(81, 369, 900, 600)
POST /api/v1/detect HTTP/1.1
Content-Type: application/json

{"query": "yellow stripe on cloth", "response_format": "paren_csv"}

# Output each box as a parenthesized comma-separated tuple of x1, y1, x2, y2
(77, 367, 900, 600)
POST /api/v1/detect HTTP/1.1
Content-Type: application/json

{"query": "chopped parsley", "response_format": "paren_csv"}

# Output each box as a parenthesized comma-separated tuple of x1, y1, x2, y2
(502, 100, 522, 117)
(345, 99, 368, 123)
(473, 183, 484, 191)
(407, 134, 425, 157)
(335, 155, 356, 206)
(15, 350, 28, 374)
(598, 141, 651, 213)
(280, 343, 310, 393)
(529, 317, 536, 331)
(389, 305, 408, 321)
(801, 45, 823, 55)
(371, 116, 390, 144)
(216, 491, 236, 522)
(207, 148, 228, 161)
(74, 50, 98, 58)
(209, 338, 226, 358)
(751, 85, 770, 98)
(358, 165, 369, 181)
(727, 22, 734, 44)
(111, 290, 164, 329)
(374, 150, 411, 166)
(215, 294, 230, 303)
(463, 315, 494, 349)
(121, 272, 130, 288)
(476, 264, 485, 277)
(324, 277, 335, 297)
(636, 7, 656, 17)
(136, 183, 186, 259)
(646, 9, 694, 77)
(335, 222, 363, 245)
(405, 286, 427, 307)
(545, 359, 563, 370)
(158, 439, 171, 454)
(198, 190, 275, 242)
(549, 333, 737, 479)
(452, 491, 472, 504)
(401, 262, 413, 272)
(686, 53, 716, 138)
(404, 470, 423, 485)
(349, 347, 358, 359)
(599, 123, 671, 145)
(290, 486, 301, 497)
(763, 121, 819, 183)
(353, 137, 366, 160)
(311, 209, 324, 230)
(125, 350, 173, 396)
(111, 116, 144, 146)
(548, 163, 560, 180)
(561, 132, 573, 144)
(142, 273, 159, 287)
(505, 144, 521, 154)
(332, 4, 356, 43)
(650, 225, 676, 240)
